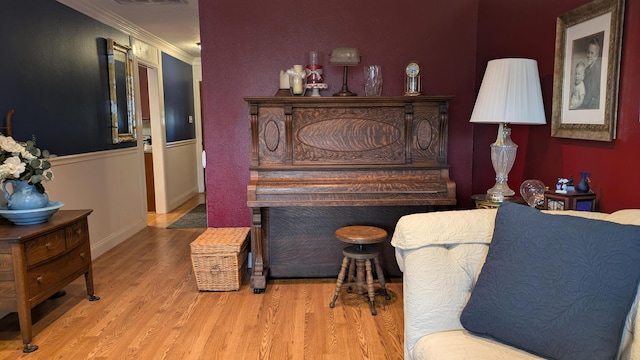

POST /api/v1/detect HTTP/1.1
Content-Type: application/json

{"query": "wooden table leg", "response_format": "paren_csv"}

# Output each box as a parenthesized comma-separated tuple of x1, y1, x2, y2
(12, 245, 38, 353)
(84, 270, 100, 301)
(250, 207, 269, 293)
(81, 247, 100, 301)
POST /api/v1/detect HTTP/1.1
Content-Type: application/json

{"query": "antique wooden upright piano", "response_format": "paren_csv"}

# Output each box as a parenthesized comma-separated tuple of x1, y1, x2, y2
(246, 96, 456, 293)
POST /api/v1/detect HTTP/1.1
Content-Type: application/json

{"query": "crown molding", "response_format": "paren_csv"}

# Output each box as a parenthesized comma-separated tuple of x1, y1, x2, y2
(57, 0, 194, 63)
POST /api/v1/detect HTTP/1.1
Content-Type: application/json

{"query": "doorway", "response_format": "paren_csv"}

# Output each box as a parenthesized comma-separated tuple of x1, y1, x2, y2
(139, 65, 155, 211)
(136, 57, 204, 216)
(137, 64, 167, 214)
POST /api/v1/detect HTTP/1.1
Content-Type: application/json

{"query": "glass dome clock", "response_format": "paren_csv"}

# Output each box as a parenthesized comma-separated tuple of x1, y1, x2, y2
(404, 61, 421, 96)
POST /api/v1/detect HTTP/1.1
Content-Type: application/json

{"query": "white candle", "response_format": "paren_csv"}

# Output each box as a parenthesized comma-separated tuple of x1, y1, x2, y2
(291, 75, 303, 94)
(291, 65, 304, 95)
(279, 70, 289, 89)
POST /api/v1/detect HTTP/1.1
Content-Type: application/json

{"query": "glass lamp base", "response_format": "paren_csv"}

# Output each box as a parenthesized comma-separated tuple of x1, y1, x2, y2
(486, 123, 517, 202)
(486, 183, 515, 202)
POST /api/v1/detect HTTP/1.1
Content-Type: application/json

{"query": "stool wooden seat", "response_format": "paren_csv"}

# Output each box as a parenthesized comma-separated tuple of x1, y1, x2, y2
(329, 225, 390, 315)
(335, 225, 388, 245)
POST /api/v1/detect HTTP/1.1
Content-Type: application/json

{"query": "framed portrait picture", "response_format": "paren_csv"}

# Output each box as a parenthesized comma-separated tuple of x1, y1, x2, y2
(551, 0, 625, 141)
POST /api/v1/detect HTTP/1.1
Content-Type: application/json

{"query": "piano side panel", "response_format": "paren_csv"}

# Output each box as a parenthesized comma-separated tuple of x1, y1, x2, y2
(411, 102, 446, 164)
(257, 107, 287, 165)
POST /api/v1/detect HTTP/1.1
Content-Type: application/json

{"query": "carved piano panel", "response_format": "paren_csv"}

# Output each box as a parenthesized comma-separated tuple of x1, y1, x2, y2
(412, 104, 447, 164)
(292, 107, 405, 164)
(255, 107, 286, 165)
(246, 96, 456, 292)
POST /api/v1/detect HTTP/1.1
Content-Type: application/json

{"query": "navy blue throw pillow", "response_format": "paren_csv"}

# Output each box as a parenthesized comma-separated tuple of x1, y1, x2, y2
(460, 202, 640, 360)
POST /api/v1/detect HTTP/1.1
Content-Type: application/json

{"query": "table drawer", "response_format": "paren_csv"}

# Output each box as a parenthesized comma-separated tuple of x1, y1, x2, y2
(26, 240, 91, 298)
(25, 230, 66, 267)
(65, 219, 89, 249)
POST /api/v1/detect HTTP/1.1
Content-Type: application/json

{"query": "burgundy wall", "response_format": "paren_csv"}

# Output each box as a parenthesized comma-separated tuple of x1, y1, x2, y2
(200, 0, 638, 226)
(199, 0, 480, 227)
(475, 0, 640, 212)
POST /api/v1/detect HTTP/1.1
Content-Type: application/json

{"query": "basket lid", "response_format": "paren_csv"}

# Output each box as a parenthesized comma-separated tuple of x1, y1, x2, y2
(190, 227, 250, 253)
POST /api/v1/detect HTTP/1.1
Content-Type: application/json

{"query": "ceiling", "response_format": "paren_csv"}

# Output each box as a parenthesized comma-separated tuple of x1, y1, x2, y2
(58, 0, 201, 57)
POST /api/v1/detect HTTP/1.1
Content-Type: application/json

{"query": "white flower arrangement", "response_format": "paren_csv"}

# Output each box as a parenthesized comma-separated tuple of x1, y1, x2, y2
(0, 134, 53, 193)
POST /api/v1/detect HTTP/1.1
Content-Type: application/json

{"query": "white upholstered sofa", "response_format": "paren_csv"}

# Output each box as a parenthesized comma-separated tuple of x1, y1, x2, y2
(392, 205, 640, 360)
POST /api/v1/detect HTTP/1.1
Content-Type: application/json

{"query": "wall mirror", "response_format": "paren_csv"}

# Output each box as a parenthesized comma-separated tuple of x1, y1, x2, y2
(107, 38, 137, 144)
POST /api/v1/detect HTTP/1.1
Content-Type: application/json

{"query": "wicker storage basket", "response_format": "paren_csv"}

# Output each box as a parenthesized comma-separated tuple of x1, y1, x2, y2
(190, 227, 250, 291)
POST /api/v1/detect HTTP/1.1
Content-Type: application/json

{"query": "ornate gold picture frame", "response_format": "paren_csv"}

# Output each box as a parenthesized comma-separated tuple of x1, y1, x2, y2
(107, 38, 137, 144)
(551, 0, 625, 141)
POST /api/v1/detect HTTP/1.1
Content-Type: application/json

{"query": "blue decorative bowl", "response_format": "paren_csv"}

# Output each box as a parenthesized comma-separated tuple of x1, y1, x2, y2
(0, 201, 64, 225)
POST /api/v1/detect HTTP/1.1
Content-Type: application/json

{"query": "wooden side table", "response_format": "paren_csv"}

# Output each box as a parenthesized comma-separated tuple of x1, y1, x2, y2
(471, 194, 526, 209)
(0, 210, 99, 353)
(543, 191, 596, 211)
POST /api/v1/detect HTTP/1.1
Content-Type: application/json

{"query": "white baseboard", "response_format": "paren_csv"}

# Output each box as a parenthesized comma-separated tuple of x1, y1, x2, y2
(90, 218, 147, 259)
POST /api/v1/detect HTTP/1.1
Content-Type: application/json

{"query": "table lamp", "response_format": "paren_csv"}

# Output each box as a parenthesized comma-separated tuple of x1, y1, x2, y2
(330, 47, 360, 96)
(470, 58, 546, 201)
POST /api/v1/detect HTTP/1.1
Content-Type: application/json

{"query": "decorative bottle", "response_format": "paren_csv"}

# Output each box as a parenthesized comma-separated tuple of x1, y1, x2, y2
(576, 172, 590, 193)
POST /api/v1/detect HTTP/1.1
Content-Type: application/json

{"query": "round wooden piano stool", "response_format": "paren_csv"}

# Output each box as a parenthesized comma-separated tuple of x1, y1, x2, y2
(329, 225, 391, 315)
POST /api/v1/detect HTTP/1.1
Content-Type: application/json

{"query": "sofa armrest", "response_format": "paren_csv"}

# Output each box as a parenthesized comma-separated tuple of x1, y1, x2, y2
(392, 209, 499, 360)
(391, 208, 497, 254)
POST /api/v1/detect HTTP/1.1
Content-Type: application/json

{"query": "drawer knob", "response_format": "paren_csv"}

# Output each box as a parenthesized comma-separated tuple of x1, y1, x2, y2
(80, 252, 86, 259)
(36, 276, 43, 283)
(45, 242, 50, 250)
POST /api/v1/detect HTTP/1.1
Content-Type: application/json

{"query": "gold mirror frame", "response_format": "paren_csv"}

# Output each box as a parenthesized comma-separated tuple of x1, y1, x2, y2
(107, 38, 137, 144)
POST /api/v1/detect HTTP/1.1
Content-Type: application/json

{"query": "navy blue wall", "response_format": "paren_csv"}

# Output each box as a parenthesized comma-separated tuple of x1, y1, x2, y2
(162, 53, 195, 142)
(1, 0, 133, 155)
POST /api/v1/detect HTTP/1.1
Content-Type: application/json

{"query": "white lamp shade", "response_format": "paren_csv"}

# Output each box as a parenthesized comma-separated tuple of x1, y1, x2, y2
(470, 58, 546, 125)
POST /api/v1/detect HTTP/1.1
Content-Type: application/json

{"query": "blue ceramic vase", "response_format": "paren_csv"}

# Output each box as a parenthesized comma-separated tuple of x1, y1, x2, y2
(576, 172, 590, 193)
(2, 180, 49, 210)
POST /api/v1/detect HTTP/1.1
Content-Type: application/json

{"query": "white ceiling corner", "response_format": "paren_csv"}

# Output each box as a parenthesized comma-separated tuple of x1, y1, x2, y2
(56, 0, 200, 60)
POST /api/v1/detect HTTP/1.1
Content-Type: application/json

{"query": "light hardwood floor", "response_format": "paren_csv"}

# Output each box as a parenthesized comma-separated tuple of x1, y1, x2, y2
(0, 194, 404, 359)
